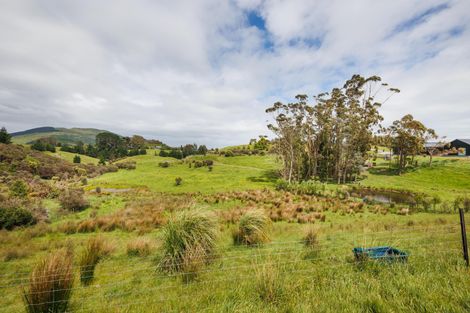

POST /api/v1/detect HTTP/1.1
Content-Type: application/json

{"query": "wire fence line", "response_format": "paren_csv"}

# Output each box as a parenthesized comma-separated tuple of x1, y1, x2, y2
(0, 227, 460, 289)
(1, 222, 467, 312)
(0, 226, 461, 293)
(7, 240, 465, 312)
(70, 253, 467, 313)
(0, 222, 459, 281)
(1, 236, 462, 301)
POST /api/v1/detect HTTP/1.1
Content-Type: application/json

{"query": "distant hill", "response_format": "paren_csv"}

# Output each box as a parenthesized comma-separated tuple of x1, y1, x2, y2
(11, 126, 57, 136)
(11, 127, 108, 145)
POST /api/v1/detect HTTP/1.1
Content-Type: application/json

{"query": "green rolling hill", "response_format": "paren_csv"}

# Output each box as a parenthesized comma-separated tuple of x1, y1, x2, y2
(11, 127, 108, 145)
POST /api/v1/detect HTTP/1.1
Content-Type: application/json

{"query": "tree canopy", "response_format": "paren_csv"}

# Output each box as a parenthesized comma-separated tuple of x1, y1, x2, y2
(266, 74, 400, 183)
(0, 127, 12, 144)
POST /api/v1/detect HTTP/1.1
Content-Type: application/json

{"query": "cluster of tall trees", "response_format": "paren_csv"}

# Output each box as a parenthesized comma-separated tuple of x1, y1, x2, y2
(159, 144, 208, 159)
(381, 114, 437, 173)
(249, 136, 270, 151)
(267, 75, 401, 183)
(31, 137, 57, 152)
(75, 133, 148, 160)
(60, 134, 148, 159)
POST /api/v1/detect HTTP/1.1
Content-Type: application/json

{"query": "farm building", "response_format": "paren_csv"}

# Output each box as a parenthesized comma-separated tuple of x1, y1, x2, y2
(450, 139, 470, 156)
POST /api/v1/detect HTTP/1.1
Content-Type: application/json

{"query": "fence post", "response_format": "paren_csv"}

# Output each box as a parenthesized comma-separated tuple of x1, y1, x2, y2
(459, 208, 469, 267)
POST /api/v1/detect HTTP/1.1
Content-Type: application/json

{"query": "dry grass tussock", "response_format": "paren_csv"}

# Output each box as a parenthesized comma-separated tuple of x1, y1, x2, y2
(79, 236, 114, 285)
(127, 237, 155, 257)
(210, 190, 397, 225)
(23, 249, 74, 313)
(56, 195, 194, 234)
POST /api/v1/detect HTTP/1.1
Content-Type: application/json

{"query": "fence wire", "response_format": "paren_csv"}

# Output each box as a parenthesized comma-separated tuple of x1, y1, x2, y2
(0, 221, 467, 312)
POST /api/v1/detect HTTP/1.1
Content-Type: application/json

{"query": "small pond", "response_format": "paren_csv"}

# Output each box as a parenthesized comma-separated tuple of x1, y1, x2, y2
(351, 188, 416, 205)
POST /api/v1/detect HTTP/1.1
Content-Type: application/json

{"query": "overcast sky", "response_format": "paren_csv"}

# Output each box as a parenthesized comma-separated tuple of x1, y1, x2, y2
(1, 0, 469, 147)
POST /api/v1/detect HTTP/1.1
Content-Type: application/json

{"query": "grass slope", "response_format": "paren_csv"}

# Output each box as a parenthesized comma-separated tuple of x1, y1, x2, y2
(45, 151, 100, 165)
(12, 127, 107, 145)
(90, 153, 279, 193)
(361, 157, 470, 200)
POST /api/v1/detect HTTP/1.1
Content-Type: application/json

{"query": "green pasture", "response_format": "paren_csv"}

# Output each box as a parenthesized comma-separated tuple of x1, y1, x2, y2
(90, 154, 279, 193)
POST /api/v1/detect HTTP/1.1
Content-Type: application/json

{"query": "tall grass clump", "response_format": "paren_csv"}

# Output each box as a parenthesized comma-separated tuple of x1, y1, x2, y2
(302, 226, 319, 249)
(302, 226, 320, 259)
(23, 249, 74, 313)
(79, 236, 111, 285)
(158, 210, 217, 281)
(127, 237, 154, 257)
(233, 210, 270, 245)
(254, 262, 285, 305)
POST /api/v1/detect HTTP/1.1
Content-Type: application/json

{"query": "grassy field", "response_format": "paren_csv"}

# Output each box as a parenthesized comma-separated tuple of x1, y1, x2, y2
(360, 156, 470, 201)
(46, 150, 100, 165)
(2, 151, 470, 312)
(1, 201, 468, 312)
(89, 151, 470, 201)
(90, 153, 279, 193)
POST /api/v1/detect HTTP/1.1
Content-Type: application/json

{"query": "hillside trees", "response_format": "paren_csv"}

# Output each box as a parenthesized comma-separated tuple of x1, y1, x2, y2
(267, 74, 400, 183)
(95, 132, 127, 160)
(0, 127, 12, 144)
(31, 138, 56, 152)
(254, 136, 270, 151)
(129, 135, 146, 149)
(182, 144, 198, 157)
(198, 145, 208, 155)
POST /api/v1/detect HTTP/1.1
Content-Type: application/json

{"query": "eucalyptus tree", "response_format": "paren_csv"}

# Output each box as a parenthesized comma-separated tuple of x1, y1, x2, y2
(266, 74, 400, 183)
(388, 114, 436, 174)
(266, 95, 314, 183)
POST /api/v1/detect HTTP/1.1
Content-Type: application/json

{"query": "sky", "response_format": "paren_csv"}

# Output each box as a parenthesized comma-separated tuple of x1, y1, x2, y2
(0, 0, 469, 147)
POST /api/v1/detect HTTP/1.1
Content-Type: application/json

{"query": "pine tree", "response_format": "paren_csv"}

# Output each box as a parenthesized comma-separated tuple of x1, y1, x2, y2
(0, 127, 12, 144)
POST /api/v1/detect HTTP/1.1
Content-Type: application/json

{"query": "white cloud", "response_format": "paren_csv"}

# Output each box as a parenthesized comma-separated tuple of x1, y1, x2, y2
(0, 0, 469, 147)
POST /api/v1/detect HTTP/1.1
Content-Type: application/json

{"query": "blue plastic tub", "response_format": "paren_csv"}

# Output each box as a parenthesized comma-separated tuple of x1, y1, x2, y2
(353, 246, 408, 262)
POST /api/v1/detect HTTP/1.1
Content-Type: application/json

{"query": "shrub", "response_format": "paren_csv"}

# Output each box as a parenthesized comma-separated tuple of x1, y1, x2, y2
(454, 196, 470, 212)
(233, 210, 270, 245)
(127, 237, 154, 257)
(159, 161, 170, 168)
(175, 177, 183, 186)
(106, 165, 118, 172)
(23, 249, 74, 313)
(158, 210, 217, 277)
(203, 160, 214, 166)
(59, 189, 88, 212)
(10, 180, 28, 198)
(116, 161, 136, 170)
(0, 206, 36, 230)
(73, 155, 81, 164)
(79, 236, 111, 285)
